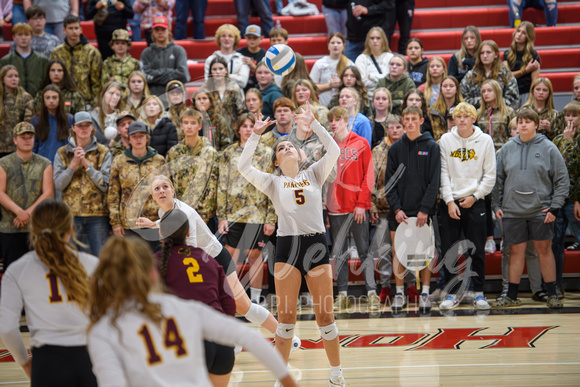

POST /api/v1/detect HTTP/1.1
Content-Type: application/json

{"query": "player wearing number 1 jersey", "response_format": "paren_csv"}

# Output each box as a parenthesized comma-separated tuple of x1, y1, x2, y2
(0, 200, 98, 386)
(87, 237, 297, 387)
(239, 103, 347, 387)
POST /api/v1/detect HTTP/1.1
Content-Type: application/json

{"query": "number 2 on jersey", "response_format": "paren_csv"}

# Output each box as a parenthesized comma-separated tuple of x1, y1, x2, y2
(138, 318, 188, 365)
(294, 189, 306, 205)
(183, 258, 203, 283)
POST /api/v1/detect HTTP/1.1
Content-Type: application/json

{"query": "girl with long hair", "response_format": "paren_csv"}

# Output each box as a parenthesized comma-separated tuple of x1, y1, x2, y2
(139, 95, 178, 157)
(338, 87, 372, 146)
(460, 40, 519, 109)
(376, 54, 415, 115)
(291, 78, 330, 130)
(0, 199, 98, 386)
(121, 71, 150, 117)
(429, 76, 464, 141)
(202, 56, 245, 130)
(418, 56, 448, 106)
(503, 21, 541, 107)
(245, 88, 264, 116)
(87, 236, 297, 387)
(32, 85, 73, 163)
(521, 77, 558, 139)
(280, 52, 315, 98)
(406, 38, 429, 87)
(448, 26, 481, 83)
(89, 80, 124, 145)
(328, 65, 371, 116)
(401, 89, 433, 135)
(192, 88, 234, 151)
(477, 79, 516, 151)
(355, 27, 394, 99)
(370, 87, 393, 147)
(310, 32, 353, 107)
(36, 59, 85, 115)
(0, 65, 35, 156)
(238, 104, 345, 386)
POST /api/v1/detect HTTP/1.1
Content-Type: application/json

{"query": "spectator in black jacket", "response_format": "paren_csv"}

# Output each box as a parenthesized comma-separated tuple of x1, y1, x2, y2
(86, 0, 134, 60)
(345, 0, 393, 62)
(139, 95, 178, 157)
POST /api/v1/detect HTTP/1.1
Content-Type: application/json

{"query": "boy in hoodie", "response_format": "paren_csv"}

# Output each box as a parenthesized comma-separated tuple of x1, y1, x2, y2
(166, 81, 187, 136)
(256, 61, 284, 120)
(101, 29, 140, 87)
(53, 111, 112, 256)
(437, 102, 496, 311)
(386, 105, 440, 313)
(50, 15, 102, 108)
(492, 109, 568, 309)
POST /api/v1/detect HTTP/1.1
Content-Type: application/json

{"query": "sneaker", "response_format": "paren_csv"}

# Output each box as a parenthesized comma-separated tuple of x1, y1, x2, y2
(567, 241, 580, 251)
(439, 295, 459, 310)
(333, 294, 350, 310)
(556, 285, 566, 299)
(461, 290, 475, 304)
(378, 287, 391, 303)
(368, 292, 381, 311)
(419, 293, 431, 312)
(532, 291, 548, 302)
(493, 294, 521, 307)
(496, 291, 507, 301)
(291, 335, 301, 353)
(474, 295, 491, 310)
(485, 239, 497, 254)
(547, 295, 563, 309)
(328, 375, 346, 387)
(391, 293, 406, 312)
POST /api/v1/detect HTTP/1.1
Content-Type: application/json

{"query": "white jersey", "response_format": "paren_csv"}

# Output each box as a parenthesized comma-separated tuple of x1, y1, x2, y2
(88, 293, 289, 386)
(158, 199, 223, 258)
(239, 120, 340, 236)
(0, 251, 98, 365)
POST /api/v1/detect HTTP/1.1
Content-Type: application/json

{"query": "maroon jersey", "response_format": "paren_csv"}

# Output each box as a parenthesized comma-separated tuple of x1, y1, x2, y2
(154, 244, 236, 316)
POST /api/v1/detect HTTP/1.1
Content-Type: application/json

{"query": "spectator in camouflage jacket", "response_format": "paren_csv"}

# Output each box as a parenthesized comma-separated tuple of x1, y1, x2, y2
(519, 78, 559, 140)
(50, 15, 102, 108)
(0, 65, 35, 155)
(53, 111, 112, 256)
(108, 121, 165, 237)
(110, 111, 135, 158)
(100, 29, 140, 88)
(166, 80, 187, 139)
(166, 109, 218, 224)
(192, 88, 234, 151)
(217, 113, 276, 229)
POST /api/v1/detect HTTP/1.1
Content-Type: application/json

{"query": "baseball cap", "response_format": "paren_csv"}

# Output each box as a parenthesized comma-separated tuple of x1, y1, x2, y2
(111, 29, 131, 42)
(74, 111, 92, 125)
(152, 16, 169, 29)
(167, 83, 184, 93)
(13, 122, 35, 136)
(116, 111, 137, 124)
(128, 121, 148, 135)
(245, 25, 261, 37)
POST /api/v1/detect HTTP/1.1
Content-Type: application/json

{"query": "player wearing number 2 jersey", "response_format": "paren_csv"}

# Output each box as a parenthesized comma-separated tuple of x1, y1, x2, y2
(0, 200, 98, 386)
(87, 237, 297, 387)
(239, 103, 347, 387)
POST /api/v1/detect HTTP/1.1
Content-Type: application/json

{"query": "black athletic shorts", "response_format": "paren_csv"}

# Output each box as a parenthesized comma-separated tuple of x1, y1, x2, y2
(275, 233, 330, 276)
(204, 340, 235, 375)
(221, 222, 268, 252)
(31, 345, 97, 387)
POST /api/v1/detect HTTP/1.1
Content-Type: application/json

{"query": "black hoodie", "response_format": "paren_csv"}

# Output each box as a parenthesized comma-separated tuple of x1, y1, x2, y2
(407, 57, 429, 87)
(385, 131, 441, 220)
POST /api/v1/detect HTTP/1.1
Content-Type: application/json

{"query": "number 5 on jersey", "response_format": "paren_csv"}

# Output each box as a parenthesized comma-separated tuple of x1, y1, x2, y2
(294, 189, 306, 205)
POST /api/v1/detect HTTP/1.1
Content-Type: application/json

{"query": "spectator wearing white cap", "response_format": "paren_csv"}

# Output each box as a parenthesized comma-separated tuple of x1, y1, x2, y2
(237, 25, 267, 92)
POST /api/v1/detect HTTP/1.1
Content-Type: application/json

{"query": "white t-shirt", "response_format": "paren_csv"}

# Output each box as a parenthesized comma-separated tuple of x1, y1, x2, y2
(355, 52, 393, 100)
(88, 293, 289, 386)
(0, 251, 98, 365)
(239, 120, 339, 236)
(309, 56, 353, 107)
(204, 50, 250, 89)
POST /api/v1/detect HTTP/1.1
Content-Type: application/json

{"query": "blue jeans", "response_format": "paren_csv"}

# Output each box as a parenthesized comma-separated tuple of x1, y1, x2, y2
(45, 22, 65, 41)
(174, 0, 208, 40)
(345, 40, 365, 63)
(128, 0, 142, 41)
(74, 216, 110, 257)
(551, 201, 580, 286)
(507, 0, 558, 27)
(11, 4, 27, 25)
(322, 5, 347, 37)
(234, 0, 273, 37)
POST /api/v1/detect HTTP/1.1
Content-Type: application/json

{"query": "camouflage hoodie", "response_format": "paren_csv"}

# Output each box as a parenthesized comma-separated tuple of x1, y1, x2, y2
(553, 129, 580, 202)
(108, 147, 166, 229)
(0, 88, 35, 153)
(165, 80, 187, 139)
(166, 136, 218, 222)
(53, 136, 112, 217)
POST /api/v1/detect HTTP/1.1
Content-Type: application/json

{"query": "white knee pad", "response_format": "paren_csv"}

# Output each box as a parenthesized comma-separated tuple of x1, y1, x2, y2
(320, 323, 339, 341)
(276, 323, 295, 339)
(245, 303, 269, 325)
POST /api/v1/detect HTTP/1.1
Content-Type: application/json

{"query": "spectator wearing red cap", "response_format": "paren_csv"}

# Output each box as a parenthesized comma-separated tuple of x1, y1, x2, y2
(133, 0, 175, 45)
(140, 16, 190, 96)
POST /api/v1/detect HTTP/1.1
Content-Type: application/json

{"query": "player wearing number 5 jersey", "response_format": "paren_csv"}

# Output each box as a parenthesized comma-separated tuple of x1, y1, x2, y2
(0, 200, 98, 386)
(239, 103, 347, 387)
(87, 237, 297, 387)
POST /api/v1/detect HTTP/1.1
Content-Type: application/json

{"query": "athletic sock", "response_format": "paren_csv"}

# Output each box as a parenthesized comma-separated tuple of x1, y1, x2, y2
(475, 291, 484, 297)
(421, 285, 430, 296)
(507, 282, 519, 300)
(330, 365, 342, 377)
(396, 286, 404, 295)
(545, 281, 557, 297)
(367, 290, 377, 297)
(250, 287, 261, 303)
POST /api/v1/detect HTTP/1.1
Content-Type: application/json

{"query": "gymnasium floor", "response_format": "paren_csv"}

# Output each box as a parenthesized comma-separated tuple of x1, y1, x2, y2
(2, 292, 579, 386)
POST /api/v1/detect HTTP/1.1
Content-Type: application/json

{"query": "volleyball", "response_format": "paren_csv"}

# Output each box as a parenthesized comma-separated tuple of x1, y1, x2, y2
(104, 126, 118, 140)
(265, 44, 296, 76)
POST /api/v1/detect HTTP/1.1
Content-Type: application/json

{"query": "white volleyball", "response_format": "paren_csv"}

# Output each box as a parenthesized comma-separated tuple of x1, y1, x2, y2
(104, 126, 118, 140)
(265, 44, 296, 76)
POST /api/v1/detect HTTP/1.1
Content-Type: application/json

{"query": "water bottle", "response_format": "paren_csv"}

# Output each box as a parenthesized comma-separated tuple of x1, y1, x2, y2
(514, 11, 521, 28)
(351, 2, 362, 21)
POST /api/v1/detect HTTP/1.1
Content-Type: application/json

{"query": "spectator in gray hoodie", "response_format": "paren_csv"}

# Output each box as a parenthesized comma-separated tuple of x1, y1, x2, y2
(492, 108, 569, 310)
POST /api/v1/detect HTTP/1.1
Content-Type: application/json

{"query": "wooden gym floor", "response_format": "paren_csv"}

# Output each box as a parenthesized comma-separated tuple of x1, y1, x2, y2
(2, 291, 580, 386)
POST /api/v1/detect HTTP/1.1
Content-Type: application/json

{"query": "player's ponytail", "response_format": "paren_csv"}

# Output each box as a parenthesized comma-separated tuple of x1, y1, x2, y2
(159, 209, 189, 280)
(88, 237, 163, 330)
(30, 199, 89, 307)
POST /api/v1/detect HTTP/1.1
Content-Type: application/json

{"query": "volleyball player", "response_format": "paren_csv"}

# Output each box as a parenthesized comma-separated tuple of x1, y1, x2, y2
(0, 200, 98, 386)
(238, 103, 347, 387)
(87, 236, 297, 386)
